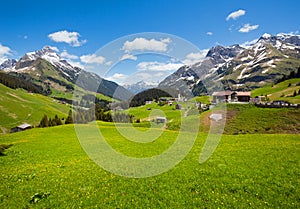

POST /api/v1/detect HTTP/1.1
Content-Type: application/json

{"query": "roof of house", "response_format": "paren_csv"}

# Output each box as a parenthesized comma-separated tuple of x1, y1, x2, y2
(156, 117, 167, 120)
(212, 91, 233, 96)
(236, 92, 251, 96)
(17, 123, 32, 129)
(212, 91, 251, 97)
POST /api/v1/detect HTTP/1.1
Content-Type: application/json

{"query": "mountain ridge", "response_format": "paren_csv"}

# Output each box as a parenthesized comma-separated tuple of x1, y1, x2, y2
(0, 46, 132, 100)
(159, 33, 300, 96)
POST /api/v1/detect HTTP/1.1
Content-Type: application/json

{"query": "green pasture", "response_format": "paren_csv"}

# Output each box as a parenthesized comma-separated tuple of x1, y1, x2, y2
(0, 124, 299, 208)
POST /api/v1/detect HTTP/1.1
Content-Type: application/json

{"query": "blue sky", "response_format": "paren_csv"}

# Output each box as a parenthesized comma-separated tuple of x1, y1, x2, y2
(0, 0, 299, 84)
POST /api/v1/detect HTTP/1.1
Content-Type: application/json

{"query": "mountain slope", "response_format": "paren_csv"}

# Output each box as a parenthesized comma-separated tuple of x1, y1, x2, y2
(0, 84, 70, 134)
(159, 33, 300, 95)
(1, 46, 132, 100)
(251, 78, 300, 103)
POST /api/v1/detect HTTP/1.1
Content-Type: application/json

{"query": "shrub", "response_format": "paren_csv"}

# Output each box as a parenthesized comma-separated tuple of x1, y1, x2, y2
(0, 144, 13, 156)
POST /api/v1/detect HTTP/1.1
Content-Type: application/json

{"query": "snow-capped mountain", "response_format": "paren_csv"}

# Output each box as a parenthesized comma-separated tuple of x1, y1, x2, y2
(0, 59, 17, 70)
(159, 44, 245, 95)
(159, 33, 300, 95)
(13, 46, 80, 82)
(124, 80, 158, 94)
(0, 46, 132, 100)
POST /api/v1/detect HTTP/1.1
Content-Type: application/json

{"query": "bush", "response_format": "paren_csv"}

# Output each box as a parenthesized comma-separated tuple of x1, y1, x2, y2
(0, 144, 13, 156)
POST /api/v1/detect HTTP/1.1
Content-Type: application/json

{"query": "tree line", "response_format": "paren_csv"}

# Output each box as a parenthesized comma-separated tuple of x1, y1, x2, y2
(38, 107, 135, 128)
(38, 114, 63, 128)
(0, 72, 46, 94)
(276, 67, 300, 84)
(129, 88, 173, 107)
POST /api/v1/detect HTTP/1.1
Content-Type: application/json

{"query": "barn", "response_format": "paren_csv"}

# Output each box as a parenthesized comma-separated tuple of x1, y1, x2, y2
(10, 123, 32, 133)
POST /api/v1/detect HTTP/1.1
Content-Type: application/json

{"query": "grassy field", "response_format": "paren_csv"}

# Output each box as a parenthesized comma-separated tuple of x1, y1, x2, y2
(0, 124, 299, 208)
(223, 104, 300, 134)
(197, 104, 300, 134)
(251, 78, 300, 103)
(189, 96, 211, 105)
(0, 84, 70, 134)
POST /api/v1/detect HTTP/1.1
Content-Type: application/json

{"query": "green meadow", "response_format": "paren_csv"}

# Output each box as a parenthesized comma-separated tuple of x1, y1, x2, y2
(251, 78, 300, 103)
(1, 83, 300, 208)
(0, 123, 299, 208)
(0, 84, 70, 134)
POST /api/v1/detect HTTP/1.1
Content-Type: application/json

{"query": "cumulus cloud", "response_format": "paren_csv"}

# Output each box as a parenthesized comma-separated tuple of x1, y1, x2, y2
(80, 54, 106, 64)
(68, 60, 85, 69)
(0, 43, 12, 64)
(46, 45, 59, 52)
(226, 9, 246, 21)
(122, 37, 171, 52)
(183, 50, 209, 65)
(60, 50, 78, 60)
(137, 61, 182, 72)
(207, 32, 213, 36)
(105, 73, 128, 84)
(240, 38, 259, 48)
(239, 24, 259, 33)
(120, 53, 137, 61)
(48, 30, 87, 47)
(0, 43, 11, 56)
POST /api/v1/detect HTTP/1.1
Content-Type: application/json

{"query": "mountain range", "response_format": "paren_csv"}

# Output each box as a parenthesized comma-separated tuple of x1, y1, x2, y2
(123, 81, 158, 94)
(1, 33, 300, 100)
(0, 46, 132, 100)
(159, 33, 300, 96)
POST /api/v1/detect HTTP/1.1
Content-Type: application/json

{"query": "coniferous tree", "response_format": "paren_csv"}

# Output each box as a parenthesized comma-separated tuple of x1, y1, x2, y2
(65, 110, 73, 124)
(39, 115, 49, 127)
(54, 115, 62, 125)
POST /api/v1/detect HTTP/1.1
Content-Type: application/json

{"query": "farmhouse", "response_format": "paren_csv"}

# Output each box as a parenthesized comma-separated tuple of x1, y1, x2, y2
(212, 91, 251, 104)
(156, 117, 167, 124)
(10, 123, 32, 133)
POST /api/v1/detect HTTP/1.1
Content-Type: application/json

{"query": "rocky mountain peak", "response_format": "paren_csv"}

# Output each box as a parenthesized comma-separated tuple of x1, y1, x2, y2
(0, 59, 17, 70)
(159, 32, 300, 96)
(206, 44, 244, 63)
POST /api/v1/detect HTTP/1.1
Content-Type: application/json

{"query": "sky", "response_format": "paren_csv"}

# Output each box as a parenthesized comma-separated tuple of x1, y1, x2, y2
(0, 0, 299, 84)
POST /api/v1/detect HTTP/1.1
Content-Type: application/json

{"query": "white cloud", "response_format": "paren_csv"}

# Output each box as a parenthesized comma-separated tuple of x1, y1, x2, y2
(105, 61, 113, 66)
(0, 43, 12, 64)
(183, 50, 209, 65)
(207, 32, 213, 36)
(0, 43, 11, 56)
(226, 9, 246, 21)
(68, 60, 85, 69)
(239, 24, 259, 33)
(122, 37, 171, 52)
(286, 31, 299, 36)
(80, 54, 106, 64)
(240, 38, 259, 48)
(120, 53, 137, 61)
(48, 30, 87, 47)
(60, 50, 78, 60)
(137, 61, 182, 72)
(105, 73, 128, 84)
(47, 46, 59, 52)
